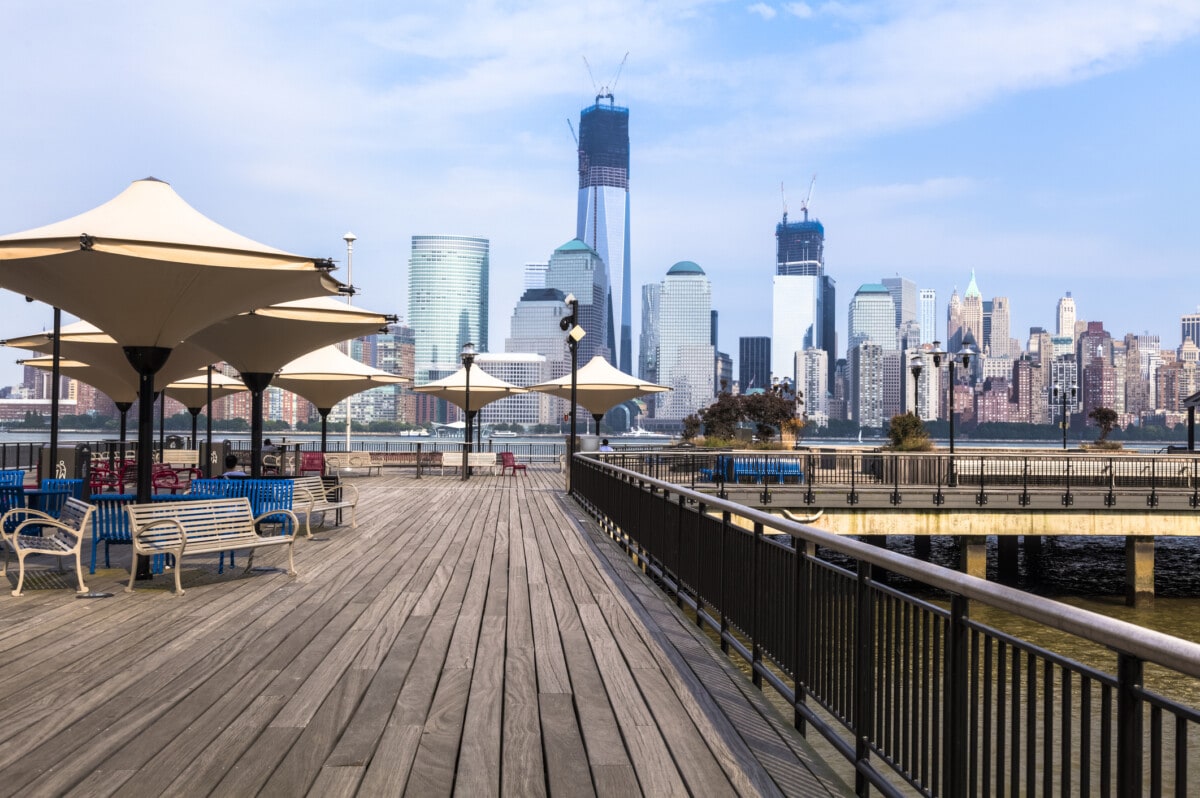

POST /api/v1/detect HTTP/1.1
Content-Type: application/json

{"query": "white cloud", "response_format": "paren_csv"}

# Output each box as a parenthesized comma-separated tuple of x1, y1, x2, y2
(784, 2, 814, 18)
(748, 3, 777, 20)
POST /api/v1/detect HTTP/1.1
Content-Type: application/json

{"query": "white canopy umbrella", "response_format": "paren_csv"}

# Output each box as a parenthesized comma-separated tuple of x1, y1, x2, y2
(18, 356, 140, 459)
(526, 355, 669, 433)
(414, 364, 526, 473)
(187, 296, 396, 475)
(274, 345, 410, 452)
(3, 320, 220, 390)
(0, 177, 343, 516)
(163, 370, 248, 470)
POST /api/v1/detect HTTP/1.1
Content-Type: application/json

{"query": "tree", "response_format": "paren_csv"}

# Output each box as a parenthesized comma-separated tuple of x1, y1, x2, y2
(697, 392, 742, 440)
(886, 414, 933, 451)
(681, 414, 702, 441)
(1088, 407, 1119, 443)
(742, 391, 797, 443)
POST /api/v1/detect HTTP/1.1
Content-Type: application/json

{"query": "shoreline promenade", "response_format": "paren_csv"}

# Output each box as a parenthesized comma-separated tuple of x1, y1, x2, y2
(0, 466, 847, 796)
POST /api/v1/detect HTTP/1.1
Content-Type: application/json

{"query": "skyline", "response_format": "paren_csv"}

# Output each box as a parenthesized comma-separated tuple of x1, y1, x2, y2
(2, 2, 1199, 387)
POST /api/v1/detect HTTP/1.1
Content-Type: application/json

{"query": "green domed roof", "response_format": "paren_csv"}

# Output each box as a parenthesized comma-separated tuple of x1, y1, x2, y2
(667, 260, 704, 276)
(556, 238, 598, 255)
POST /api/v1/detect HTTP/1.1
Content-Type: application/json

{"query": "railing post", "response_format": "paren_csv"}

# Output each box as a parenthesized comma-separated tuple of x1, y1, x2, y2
(944, 593, 969, 797)
(793, 536, 810, 734)
(719, 510, 730, 654)
(752, 520, 763, 688)
(675, 493, 685, 607)
(1117, 653, 1144, 796)
(853, 559, 874, 797)
(695, 502, 705, 626)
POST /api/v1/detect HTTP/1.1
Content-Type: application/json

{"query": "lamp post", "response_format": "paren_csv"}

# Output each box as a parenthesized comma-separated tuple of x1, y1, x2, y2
(909, 354, 924, 417)
(930, 339, 975, 485)
(560, 294, 582, 483)
(461, 342, 476, 481)
(1054, 383, 1076, 450)
(343, 232, 356, 456)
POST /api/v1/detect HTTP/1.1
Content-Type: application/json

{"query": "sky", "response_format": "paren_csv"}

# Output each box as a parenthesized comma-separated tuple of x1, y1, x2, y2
(1, 0, 1199, 388)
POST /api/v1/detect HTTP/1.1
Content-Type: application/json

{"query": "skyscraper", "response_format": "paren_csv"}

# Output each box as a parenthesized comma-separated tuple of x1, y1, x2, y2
(639, 283, 660, 385)
(773, 206, 836, 392)
(656, 261, 714, 420)
(576, 94, 631, 372)
(1057, 292, 1077, 340)
(882, 277, 917, 332)
(961, 270, 984, 351)
(848, 284, 897, 351)
(1182, 309, 1200, 348)
(919, 288, 937, 345)
(739, 337, 771, 394)
(545, 239, 611, 365)
(408, 235, 489, 382)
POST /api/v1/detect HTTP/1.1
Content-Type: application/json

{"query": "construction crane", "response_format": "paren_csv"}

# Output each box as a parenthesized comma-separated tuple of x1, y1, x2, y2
(800, 174, 817, 221)
(780, 181, 788, 223)
(583, 52, 630, 105)
(566, 118, 578, 146)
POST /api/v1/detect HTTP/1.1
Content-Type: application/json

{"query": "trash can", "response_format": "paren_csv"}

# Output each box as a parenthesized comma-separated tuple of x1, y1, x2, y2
(39, 443, 91, 482)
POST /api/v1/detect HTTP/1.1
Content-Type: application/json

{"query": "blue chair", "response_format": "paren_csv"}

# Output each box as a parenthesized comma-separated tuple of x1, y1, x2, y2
(0, 470, 25, 487)
(0, 485, 28, 534)
(39, 478, 84, 518)
(89, 494, 169, 574)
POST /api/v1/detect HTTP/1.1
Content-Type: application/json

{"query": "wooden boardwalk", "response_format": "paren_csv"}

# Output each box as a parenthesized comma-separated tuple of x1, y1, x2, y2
(0, 466, 848, 796)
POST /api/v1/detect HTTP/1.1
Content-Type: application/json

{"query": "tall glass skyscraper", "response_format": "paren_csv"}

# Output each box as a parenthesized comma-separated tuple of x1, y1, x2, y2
(545, 239, 611, 365)
(657, 261, 714, 420)
(919, 288, 937, 345)
(576, 95, 631, 372)
(848, 284, 898, 351)
(773, 208, 836, 392)
(739, 337, 771, 393)
(408, 235, 489, 382)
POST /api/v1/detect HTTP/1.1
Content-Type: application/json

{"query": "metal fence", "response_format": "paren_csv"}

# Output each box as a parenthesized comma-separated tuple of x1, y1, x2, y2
(571, 454, 1200, 797)
(603, 449, 1200, 510)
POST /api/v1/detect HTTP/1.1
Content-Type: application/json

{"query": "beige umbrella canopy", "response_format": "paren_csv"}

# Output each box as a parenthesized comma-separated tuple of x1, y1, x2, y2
(412, 365, 527, 412)
(274, 345, 410, 451)
(187, 296, 396, 475)
(19, 355, 140, 458)
(3, 320, 219, 390)
(526, 355, 669, 432)
(0, 178, 342, 347)
(162, 369, 247, 409)
(0, 177, 343, 510)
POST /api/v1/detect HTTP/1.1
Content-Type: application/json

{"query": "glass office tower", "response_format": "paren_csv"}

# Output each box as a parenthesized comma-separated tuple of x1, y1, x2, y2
(408, 235, 489, 382)
(576, 95, 631, 372)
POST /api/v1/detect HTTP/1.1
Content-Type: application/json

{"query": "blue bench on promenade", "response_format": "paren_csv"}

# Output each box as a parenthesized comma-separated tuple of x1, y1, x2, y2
(705, 456, 804, 485)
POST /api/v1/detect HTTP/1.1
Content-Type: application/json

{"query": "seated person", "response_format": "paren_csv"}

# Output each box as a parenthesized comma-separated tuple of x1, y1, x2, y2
(221, 453, 247, 478)
(599, 438, 614, 452)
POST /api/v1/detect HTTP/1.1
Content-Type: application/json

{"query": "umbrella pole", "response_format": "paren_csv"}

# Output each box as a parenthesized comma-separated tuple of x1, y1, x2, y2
(189, 408, 200, 450)
(49, 307, 61, 480)
(115, 401, 132, 478)
(205, 365, 213, 477)
(124, 346, 172, 580)
(593, 413, 603, 436)
(159, 390, 166, 456)
(240, 373, 274, 479)
(319, 409, 331, 453)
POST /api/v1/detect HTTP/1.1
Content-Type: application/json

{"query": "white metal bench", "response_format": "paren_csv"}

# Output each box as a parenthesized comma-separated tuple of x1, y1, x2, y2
(291, 476, 359, 538)
(125, 497, 298, 595)
(467, 452, 499, 475)
(1, 497, 93, 597)
(159, 449, 199, 468)
(322, 453, 380, 476)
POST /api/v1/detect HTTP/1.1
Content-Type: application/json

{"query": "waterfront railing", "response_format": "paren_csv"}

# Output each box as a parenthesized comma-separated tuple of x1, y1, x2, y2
(571, 453, 1200, 797)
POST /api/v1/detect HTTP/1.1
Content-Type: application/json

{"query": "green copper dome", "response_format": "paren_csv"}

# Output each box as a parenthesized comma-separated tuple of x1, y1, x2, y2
(667, 260, 704, 275)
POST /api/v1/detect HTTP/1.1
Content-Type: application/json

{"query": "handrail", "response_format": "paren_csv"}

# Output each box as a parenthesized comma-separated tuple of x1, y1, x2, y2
(579, 452, 1200, 680)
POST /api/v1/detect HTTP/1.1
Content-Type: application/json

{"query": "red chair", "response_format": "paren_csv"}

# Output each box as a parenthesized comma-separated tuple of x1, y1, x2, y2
(299, 452, 325, 477)
(499, 451, 526, 476)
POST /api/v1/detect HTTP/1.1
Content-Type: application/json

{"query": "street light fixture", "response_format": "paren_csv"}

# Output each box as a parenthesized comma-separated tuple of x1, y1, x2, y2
(460, 342, 476, 481)
(929, 337, 976, 485)
(560, 294, 583, 482)
(1054, 383, 1077, 450)
(908, 354, 924, 417)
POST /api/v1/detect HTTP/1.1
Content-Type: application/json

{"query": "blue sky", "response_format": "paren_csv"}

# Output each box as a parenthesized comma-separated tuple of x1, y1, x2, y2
(1, 0, 1199, 387)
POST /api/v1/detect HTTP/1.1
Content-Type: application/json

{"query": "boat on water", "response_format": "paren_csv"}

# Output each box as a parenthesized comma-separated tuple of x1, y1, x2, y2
(490, 431, 518, 438)
(620, 425, 660, 437)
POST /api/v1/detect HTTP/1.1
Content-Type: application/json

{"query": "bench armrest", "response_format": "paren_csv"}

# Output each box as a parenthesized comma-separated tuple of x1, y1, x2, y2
(253, 508, 301, 540)
(1, 507, 56, 541)
(131, 518, 188, 553)
(327, 482, 359, 504)
(10, 515, 85, 551)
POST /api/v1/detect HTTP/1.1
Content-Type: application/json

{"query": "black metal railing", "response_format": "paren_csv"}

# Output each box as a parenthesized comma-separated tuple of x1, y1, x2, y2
(572, 454, 1200, 797)
(601, 449, 1200, 510)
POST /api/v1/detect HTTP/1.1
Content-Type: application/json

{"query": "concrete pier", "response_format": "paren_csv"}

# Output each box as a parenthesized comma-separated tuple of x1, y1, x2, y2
(1126, 535, 1156, 608)
(959, 535, 988, 580)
